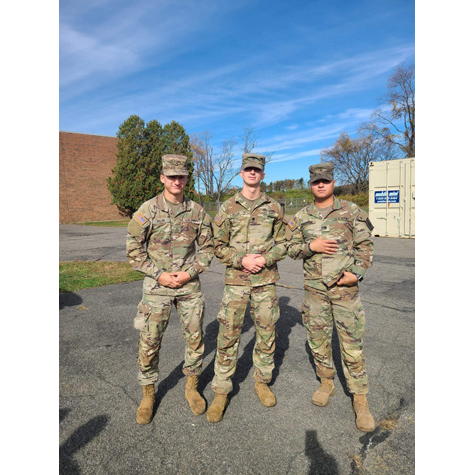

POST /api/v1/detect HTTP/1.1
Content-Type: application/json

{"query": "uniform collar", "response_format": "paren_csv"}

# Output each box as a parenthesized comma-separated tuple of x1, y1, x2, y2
(235, 191, 270, 210)
(308, 196, 340, 217)
(156, 192, 189, 215)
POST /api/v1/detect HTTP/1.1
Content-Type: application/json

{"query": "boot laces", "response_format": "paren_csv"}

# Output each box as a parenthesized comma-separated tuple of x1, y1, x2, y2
(187, 375, 199, 389)
(320, 380, 333, 390)
(144, 385, 155, 397)
(215, 394, 227, 405)
(354, 396, 369, 409)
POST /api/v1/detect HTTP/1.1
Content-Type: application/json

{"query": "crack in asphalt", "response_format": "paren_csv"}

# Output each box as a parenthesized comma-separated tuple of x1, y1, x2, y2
(351, 397, 409, 474)
(92, 248, 126, 261)
(363, 300, 414, 314)
(373, 256, 415, 267)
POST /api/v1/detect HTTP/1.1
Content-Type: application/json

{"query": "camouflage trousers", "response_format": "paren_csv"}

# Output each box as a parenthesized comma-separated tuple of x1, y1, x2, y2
(303, 283, 368, 394)
(211, 284, 280, 395)
(134, 291, 205, 386)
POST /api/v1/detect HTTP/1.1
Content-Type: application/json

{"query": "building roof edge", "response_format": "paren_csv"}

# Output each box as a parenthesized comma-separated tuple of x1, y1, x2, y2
(59, 131, 117, 139)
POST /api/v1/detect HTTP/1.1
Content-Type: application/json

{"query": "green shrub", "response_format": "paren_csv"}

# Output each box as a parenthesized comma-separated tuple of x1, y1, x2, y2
(336, 192, 368, 207)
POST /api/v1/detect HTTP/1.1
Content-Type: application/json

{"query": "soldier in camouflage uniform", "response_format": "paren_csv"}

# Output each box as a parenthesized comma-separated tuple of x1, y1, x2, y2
(126, 154, 214, 425)
(206, 153, 287, 423)
(287, 162, 376, 432)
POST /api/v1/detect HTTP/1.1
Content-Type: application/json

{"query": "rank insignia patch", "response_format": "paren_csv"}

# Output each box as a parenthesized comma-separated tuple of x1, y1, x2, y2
(134, 212, 149, 227)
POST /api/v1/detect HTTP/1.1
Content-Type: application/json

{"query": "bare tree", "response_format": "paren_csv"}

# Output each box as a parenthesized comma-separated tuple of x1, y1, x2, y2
(214, 137, 239, 203)
(239, 125, 258, 153)
(238, 125, 274, 165)
(190, 132, 239, 202)
(191, 126, 279, 202)
(261, 150, 275, 165)
(321, 129, 399, 193)
(190, 131, 215, 199)
(370, 63, 415, 157)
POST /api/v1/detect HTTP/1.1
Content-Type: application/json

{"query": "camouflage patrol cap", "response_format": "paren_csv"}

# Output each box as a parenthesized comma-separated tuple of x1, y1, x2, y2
(241, 153, 266, 171)
(309, 162, 334, 183)
(161, 154, 188, 176)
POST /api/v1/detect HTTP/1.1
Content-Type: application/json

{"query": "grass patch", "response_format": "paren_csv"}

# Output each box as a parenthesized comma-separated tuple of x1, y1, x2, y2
(77, 220, 129, 227)
(352, 454, 364, 471)
(60, 261, 143, 293)
(379, 414, 398, 431)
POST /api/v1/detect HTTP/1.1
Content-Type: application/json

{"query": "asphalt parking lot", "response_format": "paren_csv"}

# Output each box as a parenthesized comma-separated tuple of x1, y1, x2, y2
(59, 224, 415, 474)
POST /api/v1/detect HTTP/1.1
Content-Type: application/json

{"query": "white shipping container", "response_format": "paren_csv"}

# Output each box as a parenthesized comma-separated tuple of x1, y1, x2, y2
(368, 158, 415, 238)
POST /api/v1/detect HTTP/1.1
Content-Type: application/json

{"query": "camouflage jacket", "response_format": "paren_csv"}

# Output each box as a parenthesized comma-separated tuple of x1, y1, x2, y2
(286, 197, 373, 288)
(213, 192, 287, 287)
(126, 193, 214, 295)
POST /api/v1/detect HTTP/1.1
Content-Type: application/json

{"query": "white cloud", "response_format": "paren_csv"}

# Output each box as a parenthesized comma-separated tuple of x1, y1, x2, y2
(60, 0, 414, 144)
(271, 149, 322, 163)
(59, 23, 138, 87)
(167, 45, 414, 128)
(59, 1, 226, 96)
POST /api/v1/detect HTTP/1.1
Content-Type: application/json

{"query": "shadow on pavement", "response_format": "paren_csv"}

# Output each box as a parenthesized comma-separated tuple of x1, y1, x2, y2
(59, 412, 109, 474)
(59, 293, 83, 310)
(59, 408, 71, 422)
(272, 296, 303, 384)
(305, 430, 339, 474)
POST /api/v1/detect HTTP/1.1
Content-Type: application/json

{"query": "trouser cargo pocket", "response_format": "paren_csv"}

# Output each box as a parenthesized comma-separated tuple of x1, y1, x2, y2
(134, 301, 152, 332)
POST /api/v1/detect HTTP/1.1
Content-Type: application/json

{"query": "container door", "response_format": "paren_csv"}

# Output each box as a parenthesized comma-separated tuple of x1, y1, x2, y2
(369, 158, 415, 238)
(369, 162, 391, 236)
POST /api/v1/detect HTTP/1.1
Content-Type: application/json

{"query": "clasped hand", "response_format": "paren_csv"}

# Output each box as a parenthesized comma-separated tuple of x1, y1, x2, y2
(309, 236, 339, 255)
(242, 254, 266, 274)
(158, 271, 191, 288)
(336, 271, 358, 286)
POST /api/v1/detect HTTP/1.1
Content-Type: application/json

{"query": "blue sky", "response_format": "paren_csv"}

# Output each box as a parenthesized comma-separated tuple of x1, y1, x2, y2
(59, 0, 415, 186)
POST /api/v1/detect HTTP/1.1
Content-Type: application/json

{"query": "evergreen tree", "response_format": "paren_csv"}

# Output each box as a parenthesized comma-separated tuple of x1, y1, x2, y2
(162, 121, 195, 197)
(107, 116, 195, 217)
(143, 119, 165, 196)
(107, 115, 148, 217)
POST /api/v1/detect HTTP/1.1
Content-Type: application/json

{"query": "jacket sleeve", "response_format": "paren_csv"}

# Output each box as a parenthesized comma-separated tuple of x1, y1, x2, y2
(264, 205, 288, 266)
(349, 208, 374, 277)
(186, 210, 214, 279)
(286, 214, 315, 260)
(212, 206, 246, 269)
(126, 203, 164, 280)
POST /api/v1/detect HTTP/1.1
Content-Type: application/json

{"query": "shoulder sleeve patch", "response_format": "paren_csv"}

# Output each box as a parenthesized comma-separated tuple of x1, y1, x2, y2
(287, 217, 298, 231)
(214, 214, 225, 227)
(133, 211, 149, 228)
(356, 209, 374, 231)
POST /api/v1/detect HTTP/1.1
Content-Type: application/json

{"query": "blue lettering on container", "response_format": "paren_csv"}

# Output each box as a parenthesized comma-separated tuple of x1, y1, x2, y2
(375, 190, 400, 203)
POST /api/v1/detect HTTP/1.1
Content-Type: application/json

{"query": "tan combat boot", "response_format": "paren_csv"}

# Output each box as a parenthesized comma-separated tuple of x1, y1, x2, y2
(254, 382, 276, 407)
(312, 378, 336, 407)
(206, 394, 228, 423)
(185, 375, 206, 415)
(353, 394, 376, 432)
(136, 384, 155, 425)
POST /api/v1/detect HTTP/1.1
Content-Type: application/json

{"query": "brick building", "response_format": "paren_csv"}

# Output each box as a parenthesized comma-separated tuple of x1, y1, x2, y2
(59, 131, 124, 223)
